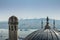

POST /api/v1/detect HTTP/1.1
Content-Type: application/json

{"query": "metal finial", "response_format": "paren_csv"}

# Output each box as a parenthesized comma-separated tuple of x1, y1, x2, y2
(47, 17, 49, 22)
(46, 17, 49, 24)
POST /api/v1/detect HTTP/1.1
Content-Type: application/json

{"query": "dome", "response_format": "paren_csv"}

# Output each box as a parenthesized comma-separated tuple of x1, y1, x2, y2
(24, 29, 60, 40)
(9, 16, 18, 21)
(8, 16, 18, 24)
(24, 17, 60, 40)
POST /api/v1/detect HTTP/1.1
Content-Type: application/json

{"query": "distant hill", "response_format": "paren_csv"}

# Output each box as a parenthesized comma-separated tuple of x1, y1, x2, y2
(0, 18, 60, 29)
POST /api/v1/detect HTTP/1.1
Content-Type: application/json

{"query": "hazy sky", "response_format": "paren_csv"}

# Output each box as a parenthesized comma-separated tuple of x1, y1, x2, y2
(0, 0, 60, 21)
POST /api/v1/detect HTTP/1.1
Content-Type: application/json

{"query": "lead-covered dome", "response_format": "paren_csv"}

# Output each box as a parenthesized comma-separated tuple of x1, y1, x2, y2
(24, 17, 60, 40)
(24, 29, 60, 40)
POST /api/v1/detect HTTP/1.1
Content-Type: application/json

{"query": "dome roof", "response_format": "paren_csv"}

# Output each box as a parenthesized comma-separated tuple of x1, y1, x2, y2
(24, 17, 60, 40)
(9, 16, 18, 21)
(24, 29, 60, 40)
(8, 16, 18, 24)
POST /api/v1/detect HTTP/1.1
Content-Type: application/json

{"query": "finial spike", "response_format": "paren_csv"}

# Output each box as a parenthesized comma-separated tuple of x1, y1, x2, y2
(46, 16, 49, 25)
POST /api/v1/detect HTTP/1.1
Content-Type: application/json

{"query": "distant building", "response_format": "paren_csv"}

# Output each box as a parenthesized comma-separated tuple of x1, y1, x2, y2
(8, 16, 18, 40)
(24, 17, 60, 40)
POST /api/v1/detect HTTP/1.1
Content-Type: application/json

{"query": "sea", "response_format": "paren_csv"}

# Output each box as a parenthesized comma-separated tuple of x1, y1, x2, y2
(0, 29, 38, 40)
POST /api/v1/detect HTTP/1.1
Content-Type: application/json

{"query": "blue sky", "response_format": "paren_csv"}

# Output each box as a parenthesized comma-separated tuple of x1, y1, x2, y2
(0, 0, 60, 21)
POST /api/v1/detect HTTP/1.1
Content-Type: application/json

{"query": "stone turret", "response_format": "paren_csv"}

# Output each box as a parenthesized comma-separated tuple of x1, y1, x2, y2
(8, 16, 18, 40)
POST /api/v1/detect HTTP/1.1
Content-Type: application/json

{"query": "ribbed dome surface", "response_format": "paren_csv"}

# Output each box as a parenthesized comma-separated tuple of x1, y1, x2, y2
(24, 17, 60, 40)
(24, 29, 60, 40)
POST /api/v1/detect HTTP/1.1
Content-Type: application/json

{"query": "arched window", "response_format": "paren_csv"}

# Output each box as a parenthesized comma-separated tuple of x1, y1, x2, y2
(11, 26, 13, 31)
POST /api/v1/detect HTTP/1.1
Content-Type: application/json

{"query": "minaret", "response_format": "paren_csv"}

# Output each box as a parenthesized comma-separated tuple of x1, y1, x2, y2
(8, 16, 18, 40)
(41, 20, 43, 29)
(53, 20, 55, 29)
(45, 17, 50, 29)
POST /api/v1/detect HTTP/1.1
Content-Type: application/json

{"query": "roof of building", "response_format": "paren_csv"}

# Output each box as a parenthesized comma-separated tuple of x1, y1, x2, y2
(8, 16, 18, 24)
(9, 16, 18, 21)
(24, 29, 60, 40)
(24, 17, 60, 40)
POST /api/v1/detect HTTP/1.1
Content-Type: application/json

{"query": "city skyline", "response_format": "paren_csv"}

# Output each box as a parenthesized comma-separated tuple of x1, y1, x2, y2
(0, 0, 60, 21)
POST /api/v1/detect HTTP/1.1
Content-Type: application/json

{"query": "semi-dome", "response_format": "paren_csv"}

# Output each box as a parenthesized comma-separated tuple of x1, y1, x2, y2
(24, 17, 60, 40)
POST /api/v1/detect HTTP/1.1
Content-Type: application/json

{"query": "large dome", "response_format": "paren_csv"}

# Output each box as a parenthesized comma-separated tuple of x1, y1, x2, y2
(24, 17, 60, 40)
(24, 29, 60, 40)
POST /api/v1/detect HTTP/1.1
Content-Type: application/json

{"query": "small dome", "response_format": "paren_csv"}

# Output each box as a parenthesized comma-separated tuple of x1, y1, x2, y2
(24, 29, 60, 40)
(8, 16, 18, 24)
(9, 16, 18, 21)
